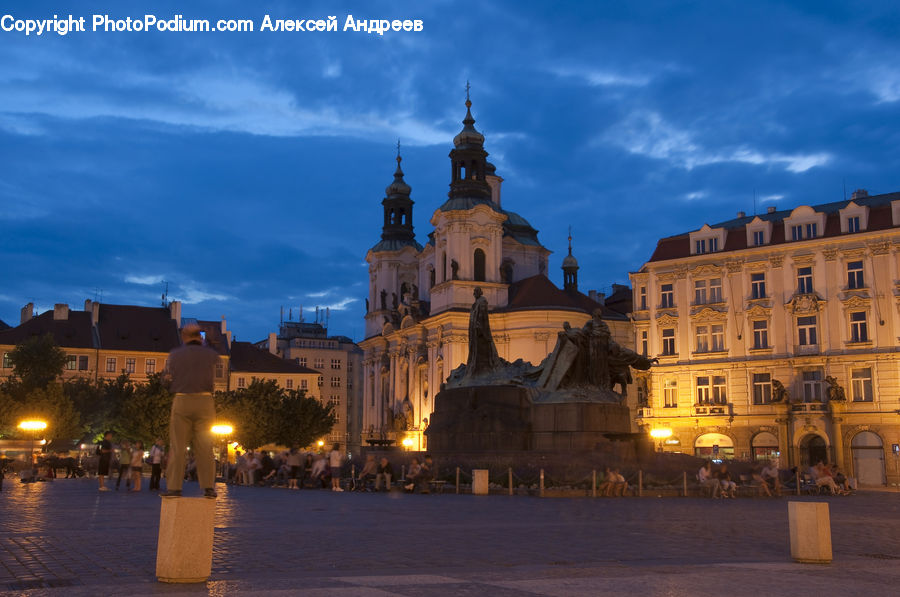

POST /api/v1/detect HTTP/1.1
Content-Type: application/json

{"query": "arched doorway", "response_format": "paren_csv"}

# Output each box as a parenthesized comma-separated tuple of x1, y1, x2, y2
(751, 432, 780, 462)
(799, 434, 828, 468)
(694, 433, 734, 460)
(851, 431, 886, 486)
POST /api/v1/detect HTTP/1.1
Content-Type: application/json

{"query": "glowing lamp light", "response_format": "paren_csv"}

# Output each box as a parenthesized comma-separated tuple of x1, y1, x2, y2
(649, 428, 673, 439)
(39, 439, 47, 445)
(317, 440, 325, 448)
(401, 438, 414, 448)
(18, 420, 47, 432)
(211, 424, 234, 435)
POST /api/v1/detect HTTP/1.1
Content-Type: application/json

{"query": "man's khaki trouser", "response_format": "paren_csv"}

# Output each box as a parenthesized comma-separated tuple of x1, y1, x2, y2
(166, 393, 215, 491)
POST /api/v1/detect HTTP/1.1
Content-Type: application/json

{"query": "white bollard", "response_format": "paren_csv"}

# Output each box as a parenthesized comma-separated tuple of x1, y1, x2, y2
(788, 501, 832, 564)
(156, 498, 216, 583)
(472, 469, 489, 495)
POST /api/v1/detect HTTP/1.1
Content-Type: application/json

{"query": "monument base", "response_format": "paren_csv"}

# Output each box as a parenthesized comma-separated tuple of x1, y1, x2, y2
(427, 385, 631, 452)
(156, 497, 215, 583)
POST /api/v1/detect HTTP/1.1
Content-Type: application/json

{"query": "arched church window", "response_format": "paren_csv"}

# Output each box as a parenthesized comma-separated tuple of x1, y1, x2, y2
(429, 267, 436, 288)
(451, 260, 459, 280)
(474, 249, 486, 282)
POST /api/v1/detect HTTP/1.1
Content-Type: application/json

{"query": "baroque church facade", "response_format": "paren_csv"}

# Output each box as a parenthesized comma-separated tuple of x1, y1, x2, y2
(359, 97, 635, 450)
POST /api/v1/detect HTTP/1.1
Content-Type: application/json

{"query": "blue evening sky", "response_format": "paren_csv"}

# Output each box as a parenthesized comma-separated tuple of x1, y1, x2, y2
(1, 1, 899, 342)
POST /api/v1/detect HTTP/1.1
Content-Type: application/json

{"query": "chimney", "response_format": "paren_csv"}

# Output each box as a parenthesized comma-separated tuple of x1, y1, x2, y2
(53, 304, 69, 320)
(850, 189, 868, 200)
(20, 302, 34, 324)
(588, 290, 598, 302)
(84, 299, 92, 312)
(268, 332, 277, 355)
(737, 211, 746, 218)
(220, 315, 227, 334)
(596, 293, 606, 306)
(91, 302, 100, 326)
(767, 206, 776, 214)
(169, 300, 182, 325)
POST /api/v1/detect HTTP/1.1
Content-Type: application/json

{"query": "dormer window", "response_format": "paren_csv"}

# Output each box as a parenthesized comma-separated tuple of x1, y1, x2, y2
(784, 206, 825, 243)
(839, 200, 868, 234)
(753, 230, 764, 246)
(695, 237, 718, 254)
(847, 216, 860, 233)
(745, 216, 772, 247)
(791, 223, 817, 240)
(689, 225, 726, 256)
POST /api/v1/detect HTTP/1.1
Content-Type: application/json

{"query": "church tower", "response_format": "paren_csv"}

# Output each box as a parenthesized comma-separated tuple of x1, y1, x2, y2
(380, 146, 416, 247)
(562, 229, 579, 292)
(447, 85, 492, 205)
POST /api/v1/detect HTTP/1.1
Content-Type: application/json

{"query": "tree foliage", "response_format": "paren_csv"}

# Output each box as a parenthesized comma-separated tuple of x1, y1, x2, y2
(113, 373, 172, 446)
(215, 379, 334, 450)
(8, 333, 67, 391)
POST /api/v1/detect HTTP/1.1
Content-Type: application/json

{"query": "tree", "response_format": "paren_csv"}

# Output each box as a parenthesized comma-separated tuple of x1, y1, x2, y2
(8, 333, 67, 391)
(64, 377, 109, 439)
(12, 384, 81, 443)
(115, 373, 172, 445)
(215, 379, 335, 450)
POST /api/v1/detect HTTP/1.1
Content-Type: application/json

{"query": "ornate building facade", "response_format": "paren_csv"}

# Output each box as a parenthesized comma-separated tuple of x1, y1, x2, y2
(630, 190, 900, 486)
(360, 98, 633, 450)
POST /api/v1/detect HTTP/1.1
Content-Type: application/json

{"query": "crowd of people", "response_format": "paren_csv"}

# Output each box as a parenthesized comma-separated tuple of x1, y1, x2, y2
(698, 459, 856, 498)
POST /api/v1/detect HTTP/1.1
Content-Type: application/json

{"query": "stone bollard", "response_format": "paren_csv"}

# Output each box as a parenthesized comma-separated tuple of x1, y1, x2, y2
(455, 467, 460, 494)
(638, 470, 643, 497)
(472, 469, 489, 495)
(539, 469, 545, 498)
(508, 468, 513, 496)
(592, 470, 597, 498)
(156, 498, 215, 583)
(788, 502, 832, 564)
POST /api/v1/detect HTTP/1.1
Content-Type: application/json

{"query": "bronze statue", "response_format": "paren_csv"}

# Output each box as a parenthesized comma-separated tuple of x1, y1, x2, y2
(465, 287, 500, 378)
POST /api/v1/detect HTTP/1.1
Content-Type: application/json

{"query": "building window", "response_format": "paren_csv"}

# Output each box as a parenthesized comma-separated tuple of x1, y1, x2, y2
(314, 358, 324, 369)
(696, 323, 724, 352)
(331, 359, 342, 369)
(753, 230, 765, 246)
(750, 273, 766, 299)
(806, 223, 817, 238)
(286, 379, 293, 389)
(2, 352, 11, 368)
(473, 248, 486, 282)
(640, 330, 648, 356)
(695, 325, 709, 353)
(663, 380, 677, 408)
(847, 216, 860, 233)
(301, 379, 308, 390)
(330, 395, 340, 407)
(696, 238, 717, 254)
(709, 278, 722, 303)
(847, 261, 864, 289)
(660, 284, 674, 308)
(333, 412, 340, 423)
(797, 267, 813, 294)
(711, 376, 727, 404)
(696, 377, 711, 405)
(851, 368, 873, 402)
(330, 376, 341, 388)
(791, 225, 802, 241)
(237, 377, 245, 389)
(850, 311, 868, 343)
(752, 373, 772, 404)
(711, 324, 725, 351)
(145, 359, 156, 375)
(78, 356, 89, 370)
(106, 357, 117, 373)
(125, 358, 136, 374)
(298, 357, 307, 367)
(797, 316, 817, 346)
(694, 280, 707, 305)
(317, 375, 324, 387)
(66, 355, 77, 370)
(639, 286, 647, 310)
(215, 362, 224, 378)
(752, 320, 769, 349)
(802, 370, 822, 402)
(661, 328, 676, 355)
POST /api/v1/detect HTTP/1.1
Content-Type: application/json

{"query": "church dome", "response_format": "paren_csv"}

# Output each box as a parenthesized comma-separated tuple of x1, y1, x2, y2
(452, 100, 485, 147)
(385, 155, 411, 198)
(562, 253, 579, 268)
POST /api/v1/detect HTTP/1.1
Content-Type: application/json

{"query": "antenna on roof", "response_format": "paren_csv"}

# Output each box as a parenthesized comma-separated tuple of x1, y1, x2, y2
(753, 188, 757, 216)
(326, 307, 330, 330)
(842, 179, 847, 201)
(280, 306, 284, 325)
(161, 281, 169, 307)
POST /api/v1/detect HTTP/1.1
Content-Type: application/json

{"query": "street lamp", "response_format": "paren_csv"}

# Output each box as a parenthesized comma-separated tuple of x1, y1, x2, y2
(649, 427, 673, 452)
(401, 437, 414, 451)
(211, 424, 234, 481)
(18, 420, 47, 481)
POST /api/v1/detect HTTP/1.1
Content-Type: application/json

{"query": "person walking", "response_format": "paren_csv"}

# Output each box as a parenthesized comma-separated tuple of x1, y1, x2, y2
(160, 323, 220, 499)
(130, 441, 145, 492)
(329, 444, 344, 492)
(0, 451, 8, 492)
(97, 431, 113, 491)
(116, 441, 132, 491)
(148, 439, 165, 491)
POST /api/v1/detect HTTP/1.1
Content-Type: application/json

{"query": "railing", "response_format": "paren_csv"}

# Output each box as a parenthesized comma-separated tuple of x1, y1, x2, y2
(791, 402, 828, 413)
(691, 404, 731, 416)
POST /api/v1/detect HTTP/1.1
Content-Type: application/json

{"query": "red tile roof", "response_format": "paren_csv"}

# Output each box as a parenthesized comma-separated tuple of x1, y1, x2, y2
(96, 304, 180, 353)
(230, 341, 320, 374)
(0, 311, 95, 349)
(502, 275, 627, 320)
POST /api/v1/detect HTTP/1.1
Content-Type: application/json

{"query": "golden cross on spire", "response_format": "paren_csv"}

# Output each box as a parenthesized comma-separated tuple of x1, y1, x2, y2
(465, 80, 471, 101)
(396, 138, 401, 158)
(568, 225, 573, 254)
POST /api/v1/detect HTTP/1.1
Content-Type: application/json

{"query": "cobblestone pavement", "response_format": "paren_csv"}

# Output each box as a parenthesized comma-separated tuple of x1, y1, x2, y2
(1, 477, 899, 595)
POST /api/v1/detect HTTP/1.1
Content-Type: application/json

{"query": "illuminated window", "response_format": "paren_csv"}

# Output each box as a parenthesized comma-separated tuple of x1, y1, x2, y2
(145, 359, 156, 374)
(663, 380, 677, 408)
(106, 357, 117, 373)
(851, 368, 873, 402)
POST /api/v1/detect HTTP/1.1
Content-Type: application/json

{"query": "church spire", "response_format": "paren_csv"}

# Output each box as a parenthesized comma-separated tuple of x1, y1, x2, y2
(562, 226, 579, 292)
(375, 141, 416, 250)
(448, 83, 491, 203)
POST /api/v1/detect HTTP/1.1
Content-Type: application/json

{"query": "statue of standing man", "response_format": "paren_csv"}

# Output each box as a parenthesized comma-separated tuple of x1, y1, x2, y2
(465, 287, 500, 379)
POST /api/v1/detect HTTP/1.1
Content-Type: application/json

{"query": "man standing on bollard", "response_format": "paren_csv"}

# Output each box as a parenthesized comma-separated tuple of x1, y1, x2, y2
(161, 324, 220, 499)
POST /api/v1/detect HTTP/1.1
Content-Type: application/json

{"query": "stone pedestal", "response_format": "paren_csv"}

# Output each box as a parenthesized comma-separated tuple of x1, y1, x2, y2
(156, 497, 215, 583)
(788, 501, 832, 564)
(472, 469, 489, 495)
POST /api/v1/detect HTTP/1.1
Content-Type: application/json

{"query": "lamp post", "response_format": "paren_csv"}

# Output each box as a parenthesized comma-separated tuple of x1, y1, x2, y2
(649, 427, 673, 452)
(211, 424, 234, 482)
(401, 437, 414, 452)
(18, 420, 47, 481)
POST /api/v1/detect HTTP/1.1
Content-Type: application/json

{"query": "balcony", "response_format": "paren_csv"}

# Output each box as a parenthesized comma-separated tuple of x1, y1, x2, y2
(635, 407, 653, 419)
(692, 403, 731, 417)
(790, 402, 828, 413)
(794, 344, 820, 356)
